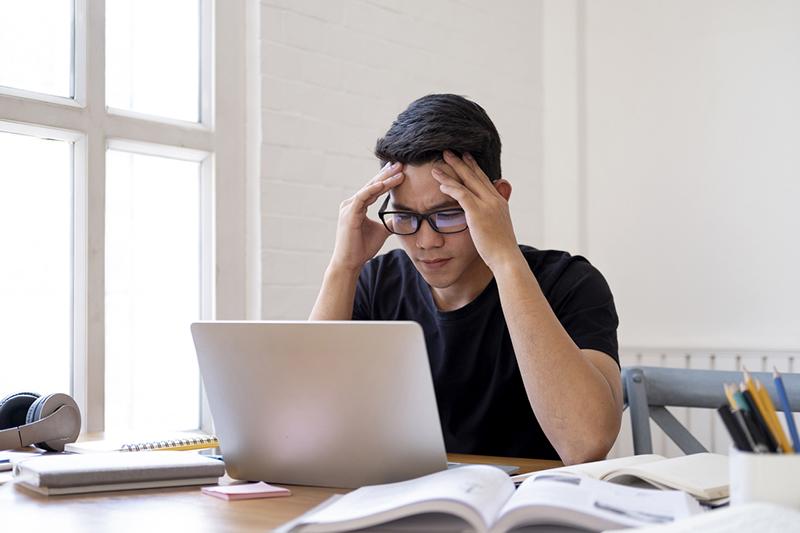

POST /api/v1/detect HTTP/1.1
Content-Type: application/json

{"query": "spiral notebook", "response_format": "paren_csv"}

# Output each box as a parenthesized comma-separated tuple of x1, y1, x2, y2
(64, 432, 219, 454)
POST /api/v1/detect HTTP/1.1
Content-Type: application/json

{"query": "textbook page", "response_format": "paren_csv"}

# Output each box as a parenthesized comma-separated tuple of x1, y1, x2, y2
(493, 472, 703, 532)
(289, 465, 514, 533)
(600, 453, 728, 501)
(511, 453, 729, 501)
(604, 502, 800, 533)
(511, 454, 665, 483)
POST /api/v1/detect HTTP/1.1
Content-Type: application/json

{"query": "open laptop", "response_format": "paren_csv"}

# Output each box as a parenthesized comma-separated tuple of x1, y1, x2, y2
(191, 320, 448, 488)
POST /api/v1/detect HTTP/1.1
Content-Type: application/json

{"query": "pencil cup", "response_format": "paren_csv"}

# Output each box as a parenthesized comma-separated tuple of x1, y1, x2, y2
(730, 448, 800, 509)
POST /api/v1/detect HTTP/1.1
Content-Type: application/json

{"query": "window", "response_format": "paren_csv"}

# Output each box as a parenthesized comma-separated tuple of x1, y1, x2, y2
(105, 149, 205, 433)
(0, 0, 72, 98)
(0, 129, 72, 396)
(0, 0, 249, 435)
(106, 0, 200, 122)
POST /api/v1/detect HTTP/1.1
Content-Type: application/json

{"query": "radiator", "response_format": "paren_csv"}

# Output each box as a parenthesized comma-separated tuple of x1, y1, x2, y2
(608, 348, 800, 458)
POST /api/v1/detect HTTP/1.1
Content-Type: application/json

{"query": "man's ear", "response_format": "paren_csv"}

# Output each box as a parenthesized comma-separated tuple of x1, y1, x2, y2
(493, 179, 512, 201)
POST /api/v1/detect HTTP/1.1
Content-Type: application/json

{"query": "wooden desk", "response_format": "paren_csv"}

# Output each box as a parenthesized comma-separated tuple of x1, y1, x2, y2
(1, 454, 560, 532)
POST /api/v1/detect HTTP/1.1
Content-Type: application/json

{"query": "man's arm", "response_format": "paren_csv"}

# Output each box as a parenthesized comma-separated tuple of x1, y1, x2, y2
(309, 265, 361, 320)
(309, 162, 405, 320)
(433, 151, 622, 464)
(493, 255, 623, 464)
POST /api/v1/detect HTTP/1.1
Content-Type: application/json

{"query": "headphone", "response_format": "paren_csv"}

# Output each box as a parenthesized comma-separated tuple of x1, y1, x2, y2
(0, 392, 81, 452)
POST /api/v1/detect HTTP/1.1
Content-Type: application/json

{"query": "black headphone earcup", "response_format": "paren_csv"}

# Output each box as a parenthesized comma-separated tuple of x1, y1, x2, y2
(25, 393, 81, 452)
(26, 394, 48, 425)
(0, 392, 40, 430)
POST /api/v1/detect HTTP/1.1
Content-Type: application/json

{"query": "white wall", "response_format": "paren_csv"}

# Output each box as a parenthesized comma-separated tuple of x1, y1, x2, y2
(258, 0, 800, 345)
(257, 0, 543, 318)
(543, 0, 800, 351)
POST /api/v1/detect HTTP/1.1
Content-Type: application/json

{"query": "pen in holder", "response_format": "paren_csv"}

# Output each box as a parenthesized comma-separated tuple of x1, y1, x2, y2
(729, 447, 800, 509)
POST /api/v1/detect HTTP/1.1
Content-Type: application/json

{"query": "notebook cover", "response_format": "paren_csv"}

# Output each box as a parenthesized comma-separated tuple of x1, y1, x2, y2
(14, 451, 224, 489)
(17, 476, 221, 496)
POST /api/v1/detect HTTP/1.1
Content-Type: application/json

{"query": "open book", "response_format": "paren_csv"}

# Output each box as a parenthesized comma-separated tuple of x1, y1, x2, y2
(513, 453, 728, 503)
(276, 465, 702, 532)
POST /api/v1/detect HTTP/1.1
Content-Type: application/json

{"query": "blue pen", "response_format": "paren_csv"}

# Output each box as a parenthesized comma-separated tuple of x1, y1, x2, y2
(774, 368, 800, 453)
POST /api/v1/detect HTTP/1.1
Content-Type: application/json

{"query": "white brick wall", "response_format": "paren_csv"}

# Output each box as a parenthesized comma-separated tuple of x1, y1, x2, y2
(259, 0, 543, 318)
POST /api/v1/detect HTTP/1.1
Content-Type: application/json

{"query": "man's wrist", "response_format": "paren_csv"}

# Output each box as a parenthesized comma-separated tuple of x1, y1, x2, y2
(486, 246, 527, 277)
(325, 260, 363, 281)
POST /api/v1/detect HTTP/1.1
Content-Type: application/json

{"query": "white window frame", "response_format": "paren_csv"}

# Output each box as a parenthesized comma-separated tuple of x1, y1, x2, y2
(0, 0, 255, 434)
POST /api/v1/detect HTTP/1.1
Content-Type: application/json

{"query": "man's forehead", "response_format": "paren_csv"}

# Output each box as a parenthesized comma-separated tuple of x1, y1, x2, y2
(390, 162, 458, 210)
(390, 189, 459, 211)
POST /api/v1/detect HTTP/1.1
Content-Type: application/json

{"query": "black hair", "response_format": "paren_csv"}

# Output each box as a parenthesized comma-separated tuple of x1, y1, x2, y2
(374, 94, 502, 182)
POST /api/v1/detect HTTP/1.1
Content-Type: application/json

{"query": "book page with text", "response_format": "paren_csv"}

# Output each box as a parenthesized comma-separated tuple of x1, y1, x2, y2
(494, 472, 702, 532)
(296, 465, 514, 533)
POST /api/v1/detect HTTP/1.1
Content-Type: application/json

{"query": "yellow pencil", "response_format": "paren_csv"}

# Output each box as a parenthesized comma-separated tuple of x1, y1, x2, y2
(742, 366, 755, 391)
(755, 380, 793, 453)
(742, 368, 787, 452)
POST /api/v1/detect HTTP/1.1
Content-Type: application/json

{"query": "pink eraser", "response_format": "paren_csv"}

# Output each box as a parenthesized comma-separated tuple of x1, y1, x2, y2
(201, 481, 292, 501)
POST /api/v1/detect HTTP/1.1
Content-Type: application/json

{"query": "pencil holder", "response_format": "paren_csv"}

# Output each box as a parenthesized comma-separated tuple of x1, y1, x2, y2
(730, 448, 800, 509)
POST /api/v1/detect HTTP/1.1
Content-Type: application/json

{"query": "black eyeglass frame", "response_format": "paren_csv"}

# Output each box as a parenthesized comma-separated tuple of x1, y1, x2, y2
(377, 194, 468, 236)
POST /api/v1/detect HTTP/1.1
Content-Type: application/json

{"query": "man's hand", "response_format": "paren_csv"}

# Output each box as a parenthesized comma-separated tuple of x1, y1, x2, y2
(330, 162, 405, 273)
(431, 150, 521, 271)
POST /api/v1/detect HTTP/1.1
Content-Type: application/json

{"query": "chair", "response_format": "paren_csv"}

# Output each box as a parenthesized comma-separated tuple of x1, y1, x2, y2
(621, 366, 800, 455)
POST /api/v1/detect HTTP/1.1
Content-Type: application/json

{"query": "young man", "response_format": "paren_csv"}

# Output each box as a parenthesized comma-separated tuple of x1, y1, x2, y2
(310, 94, 622, 464)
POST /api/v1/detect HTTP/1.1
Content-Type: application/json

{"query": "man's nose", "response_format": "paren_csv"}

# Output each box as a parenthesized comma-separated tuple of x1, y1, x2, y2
(415, 218, 444, 249)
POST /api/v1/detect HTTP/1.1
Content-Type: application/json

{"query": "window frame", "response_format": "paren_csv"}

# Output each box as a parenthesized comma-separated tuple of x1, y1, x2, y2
(0, 0, 252, 435)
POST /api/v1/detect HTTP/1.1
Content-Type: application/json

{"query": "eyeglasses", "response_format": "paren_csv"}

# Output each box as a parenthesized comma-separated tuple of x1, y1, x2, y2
(377, 195, 468, 235)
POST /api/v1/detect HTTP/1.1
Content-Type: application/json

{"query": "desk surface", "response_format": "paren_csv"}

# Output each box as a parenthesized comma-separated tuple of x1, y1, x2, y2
(2, 453, 560, 531)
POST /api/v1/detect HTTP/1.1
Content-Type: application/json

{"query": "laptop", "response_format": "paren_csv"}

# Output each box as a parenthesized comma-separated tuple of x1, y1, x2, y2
(191, 320, 448, 488)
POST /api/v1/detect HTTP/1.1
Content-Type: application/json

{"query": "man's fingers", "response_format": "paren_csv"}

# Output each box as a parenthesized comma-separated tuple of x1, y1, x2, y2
(431, 168, 476, 210)
(462, 152, 496, 188)
(430, 166, 461, 187)
(358, 166, 403, 199)
(437, 181, 473, 210)
(352, 171, 404, 210)
(442, 150, 492, 196)
(355, 161, 403, 205)
(432, 161, 460, 182)
(441, 150, 470, 176)
(431, 162, 475, 199)
(367, 161, 403, 187)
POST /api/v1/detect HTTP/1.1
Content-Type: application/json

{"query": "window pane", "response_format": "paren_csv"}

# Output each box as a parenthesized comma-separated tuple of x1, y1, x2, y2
(105, 150, 202, 433)
(0, 131, 71, 396)
(106, 0, 200, 122)
(0, 0, 73, 97)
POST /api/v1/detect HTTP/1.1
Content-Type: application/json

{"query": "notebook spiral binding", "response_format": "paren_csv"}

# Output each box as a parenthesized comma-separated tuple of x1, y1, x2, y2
(120, 435, 219, 452)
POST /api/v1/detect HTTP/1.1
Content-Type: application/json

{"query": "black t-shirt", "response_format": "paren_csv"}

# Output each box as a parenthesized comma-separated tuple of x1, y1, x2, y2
(352, 245, 619, 459)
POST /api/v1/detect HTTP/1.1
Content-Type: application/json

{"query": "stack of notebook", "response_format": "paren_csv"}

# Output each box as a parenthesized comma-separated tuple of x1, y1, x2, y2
(13, 451, 224, 495)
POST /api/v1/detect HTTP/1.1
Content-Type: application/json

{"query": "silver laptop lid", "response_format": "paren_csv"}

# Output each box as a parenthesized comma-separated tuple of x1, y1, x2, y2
(191, 321, 447, 488)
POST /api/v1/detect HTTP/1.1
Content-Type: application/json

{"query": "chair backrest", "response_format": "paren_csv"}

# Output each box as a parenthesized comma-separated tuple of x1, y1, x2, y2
(621, 366, 800, 455)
